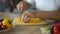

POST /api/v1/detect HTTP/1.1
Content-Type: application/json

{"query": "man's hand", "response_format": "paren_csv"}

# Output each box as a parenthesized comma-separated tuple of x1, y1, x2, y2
(21, 10, 60, 23)
(16, 1, 31, 13)
(21, 11, 36, 22)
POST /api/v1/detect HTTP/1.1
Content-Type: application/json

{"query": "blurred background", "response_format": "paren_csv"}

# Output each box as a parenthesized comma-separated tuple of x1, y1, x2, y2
(0, 0, 21, 14)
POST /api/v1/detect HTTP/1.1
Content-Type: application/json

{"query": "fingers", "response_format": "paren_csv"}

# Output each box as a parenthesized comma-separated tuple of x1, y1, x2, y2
(21, 12, 32, 23)
(25, 17, 31, 23)
(16, 2, 22, 12)
(21, 12, 28, 22)
(21, 12, 29, 22)
(23, 13, 31, 23)
(16, 2, 25, 13)
(16, 1, 31, 13)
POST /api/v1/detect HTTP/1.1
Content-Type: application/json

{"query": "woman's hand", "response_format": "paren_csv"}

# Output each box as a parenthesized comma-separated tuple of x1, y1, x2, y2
(21, 11, 36, 23)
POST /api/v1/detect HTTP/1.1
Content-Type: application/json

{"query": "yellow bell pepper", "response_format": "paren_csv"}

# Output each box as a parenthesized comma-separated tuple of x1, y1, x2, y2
(29, 18, 43, 23)
(14, 18, 44, 23)
(14, 18, 22, 24)
(3, 18, 13, 28)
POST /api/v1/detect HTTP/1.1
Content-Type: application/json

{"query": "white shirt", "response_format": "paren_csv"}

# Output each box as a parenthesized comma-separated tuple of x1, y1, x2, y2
(26, 0, 60, 11)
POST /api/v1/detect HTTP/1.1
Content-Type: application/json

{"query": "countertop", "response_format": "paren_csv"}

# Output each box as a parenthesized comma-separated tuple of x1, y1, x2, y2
(0, 6, 53, 34)
(0, 26, 42, 34)
(0, 12, 42, 34)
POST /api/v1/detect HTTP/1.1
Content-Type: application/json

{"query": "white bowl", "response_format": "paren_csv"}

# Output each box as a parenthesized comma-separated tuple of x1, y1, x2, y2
(0, 21, 15, 32)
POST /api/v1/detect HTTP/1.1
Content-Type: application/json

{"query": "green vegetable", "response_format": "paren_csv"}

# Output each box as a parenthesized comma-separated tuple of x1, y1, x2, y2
(40, 27, 51, 34)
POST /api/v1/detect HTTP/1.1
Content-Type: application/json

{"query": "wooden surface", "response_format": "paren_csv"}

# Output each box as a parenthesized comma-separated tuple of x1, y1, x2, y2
(0, 12, 21, 19)
(0, 26, 42, 34)
(0, 12, 51, 26)
(0, 12, 53, 34)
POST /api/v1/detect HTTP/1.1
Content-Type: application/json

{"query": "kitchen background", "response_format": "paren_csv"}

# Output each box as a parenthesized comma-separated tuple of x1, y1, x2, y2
(0, 0, 21, 14)
(0, 0, 36, 14)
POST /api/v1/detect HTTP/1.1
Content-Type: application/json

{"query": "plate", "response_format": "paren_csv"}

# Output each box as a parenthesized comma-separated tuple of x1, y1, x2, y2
(0, 22, 15, 32)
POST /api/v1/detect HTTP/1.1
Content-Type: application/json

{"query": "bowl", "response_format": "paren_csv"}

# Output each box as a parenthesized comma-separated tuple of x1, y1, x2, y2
(0, 22, 15, 32)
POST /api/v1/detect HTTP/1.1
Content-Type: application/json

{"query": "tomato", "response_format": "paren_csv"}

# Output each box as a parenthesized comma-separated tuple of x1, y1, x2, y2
(0, 22, 3, 26)
(2, 25, 7, 30)
(53, 22, 60, 34)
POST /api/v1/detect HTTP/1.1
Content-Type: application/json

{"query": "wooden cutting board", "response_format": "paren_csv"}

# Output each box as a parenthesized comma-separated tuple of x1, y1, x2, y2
(13, 21, 48, 26)
(0, 12, 53, 26)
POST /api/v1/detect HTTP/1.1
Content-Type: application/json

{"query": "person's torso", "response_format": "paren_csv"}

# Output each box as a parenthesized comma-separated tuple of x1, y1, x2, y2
(35, 0, 60, 11)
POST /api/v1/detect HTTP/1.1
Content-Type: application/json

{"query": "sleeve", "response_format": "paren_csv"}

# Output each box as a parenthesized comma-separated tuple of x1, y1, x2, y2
(58, 0, 60, 6)
(26, 0, 35, 5)
(55, 0, 60, 7)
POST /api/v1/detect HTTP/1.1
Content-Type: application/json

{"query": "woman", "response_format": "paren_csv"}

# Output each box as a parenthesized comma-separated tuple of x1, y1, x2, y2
(17, 0, 60, 22)
(0, 0, 14, 12)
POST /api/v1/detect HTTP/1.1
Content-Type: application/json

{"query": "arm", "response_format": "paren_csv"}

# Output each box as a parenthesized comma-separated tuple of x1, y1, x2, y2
(21, 10, 60, 22)
(34, 10, 60, 20)
(7, 0, 14, 12)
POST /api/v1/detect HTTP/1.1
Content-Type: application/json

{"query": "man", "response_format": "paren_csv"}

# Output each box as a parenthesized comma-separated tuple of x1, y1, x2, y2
(0, 0, 14, 12)
(17, 0, 60, 22)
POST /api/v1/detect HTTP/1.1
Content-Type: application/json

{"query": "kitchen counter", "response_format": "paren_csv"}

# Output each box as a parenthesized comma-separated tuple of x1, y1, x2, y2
(0, 11, 52, 34)
(0, 12, 42, 34)
(0, 26, 42, 34)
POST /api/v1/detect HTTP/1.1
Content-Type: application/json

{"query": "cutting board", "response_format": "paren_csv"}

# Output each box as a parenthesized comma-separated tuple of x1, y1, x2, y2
(0, 12, 53, 26)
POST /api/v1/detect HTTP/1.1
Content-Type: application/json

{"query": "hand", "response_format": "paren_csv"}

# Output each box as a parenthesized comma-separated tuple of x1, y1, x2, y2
(16, 2, 22, 13)
(16, 1, 31, 13)
(21, 11, 36, 23)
